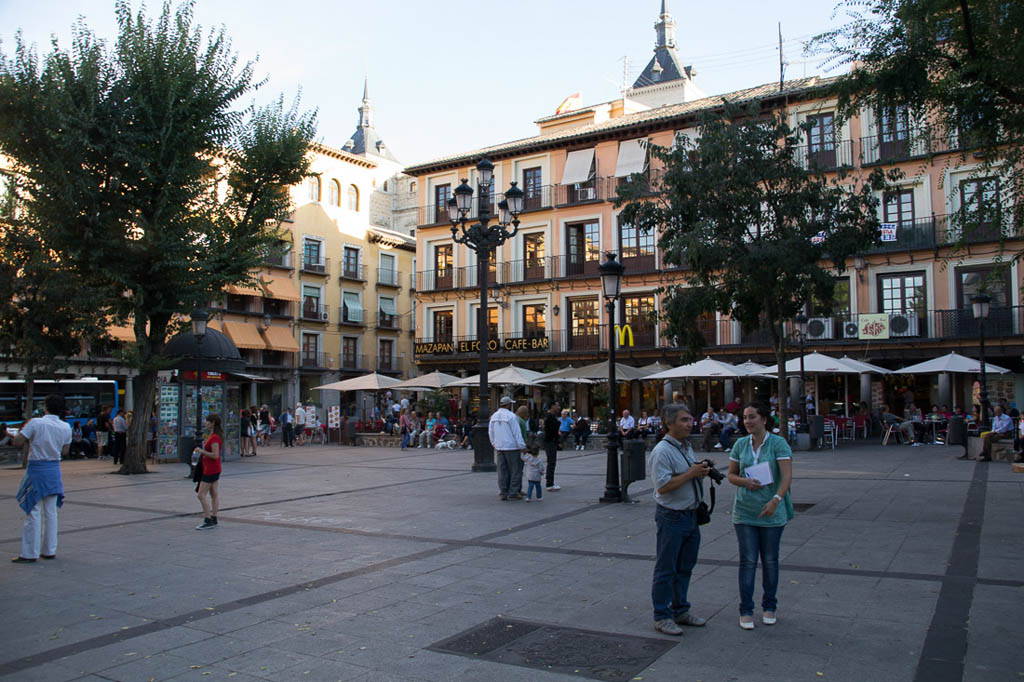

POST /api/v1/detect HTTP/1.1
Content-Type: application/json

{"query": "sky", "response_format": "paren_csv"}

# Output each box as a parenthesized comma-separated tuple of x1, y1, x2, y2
(0, 0, 850, 167)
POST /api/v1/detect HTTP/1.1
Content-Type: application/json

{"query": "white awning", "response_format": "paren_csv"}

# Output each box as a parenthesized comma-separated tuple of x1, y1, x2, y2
(561, 148, 595, 185)
(614, 138, 648, 177)
(343, 292, 363, 322)
(379, 297, 397, 316)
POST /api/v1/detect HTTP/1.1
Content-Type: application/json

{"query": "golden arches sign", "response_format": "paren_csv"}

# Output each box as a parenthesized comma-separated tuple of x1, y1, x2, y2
(615, 324, 634, 347)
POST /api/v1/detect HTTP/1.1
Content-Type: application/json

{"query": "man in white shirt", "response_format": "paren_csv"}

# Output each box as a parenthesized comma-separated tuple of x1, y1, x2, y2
(489, 396, 525, 501)
(12, 394, 71, 563)
(111, 409, 128, 466)
(979, 404, 1013, 462)
(619, 410, 637, 439)
(294, 403, 306, 446)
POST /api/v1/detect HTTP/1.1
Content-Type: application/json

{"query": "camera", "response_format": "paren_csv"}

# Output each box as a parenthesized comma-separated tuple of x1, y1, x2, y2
(702, 459, 725, 484)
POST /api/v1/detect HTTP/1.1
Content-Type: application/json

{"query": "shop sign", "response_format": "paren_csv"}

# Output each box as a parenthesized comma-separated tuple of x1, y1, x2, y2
(615, 324, 634, 347)
(858, 313, 890, 340)
(181, 370, 226, 381)
(880, 223, 898, 242)
(415, 336, 551, 356)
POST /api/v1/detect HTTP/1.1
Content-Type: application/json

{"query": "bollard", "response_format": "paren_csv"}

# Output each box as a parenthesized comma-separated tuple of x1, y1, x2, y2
(620, 439, 647, 503)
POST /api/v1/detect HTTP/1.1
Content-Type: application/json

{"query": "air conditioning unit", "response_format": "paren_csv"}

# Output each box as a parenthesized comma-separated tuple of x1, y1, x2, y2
(578, 187, 595, 200)
(806, 317, 834, 340)
(321, 312, 329, 321)
(842, 321, 860, 339)
(889, 313, 919, 337)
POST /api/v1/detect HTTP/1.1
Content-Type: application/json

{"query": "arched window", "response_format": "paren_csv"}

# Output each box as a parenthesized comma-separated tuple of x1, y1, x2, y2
(309, 176, 321, 202)
(382, 180, 388, 192)
(348, 184, 359, 211)
(329, 180, 341, 206)
(410, 181, 417, 193)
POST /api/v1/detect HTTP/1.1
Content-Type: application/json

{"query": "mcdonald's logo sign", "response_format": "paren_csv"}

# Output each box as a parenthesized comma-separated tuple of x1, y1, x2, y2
(615, 324, 634, 347)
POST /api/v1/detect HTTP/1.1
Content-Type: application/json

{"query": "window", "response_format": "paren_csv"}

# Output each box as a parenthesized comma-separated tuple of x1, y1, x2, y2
(348, 184, 359, 211)
(379, 339, 394, 371)
(433, 310, 453, 343)
(434, 244, 453, 288)
(619, 219, 655, 270)
(878, 273, 926, 330)
(382, 181, 388, 192)
(883, 189, 915, 226)
(342, 337, 358, 369)
(806, 113, 836, 168)
(329, 180, 341, 206)
(379, 252, 397, 286)
(434, 183, 451, 223)
(811, 279, 851, 317)
(410, 181, 417, 194)
(878, 106, 909, 161)
(342, 292, 363, 323)
(379, 296, 397, 328)
(622, 295, 656, 346)
(302, 285, 321, 318)
(308, 176, 321, 202)
(566, 220, 600, 276)
(523, 232, 545, 280)
(523, 167, 543, 211)
(343, 246, 361, 279)
(303, 239, 323, 270)
(470, 306, 499, 340)
(956, 266, 1009, 309)
(569, 298, 600, 351)
(522, 304, 546, 339)
(301, 333, 319, 366)
(960, 177, 1001, 241)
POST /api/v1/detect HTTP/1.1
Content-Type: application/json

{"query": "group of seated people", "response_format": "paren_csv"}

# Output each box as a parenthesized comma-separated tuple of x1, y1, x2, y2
(698, 406, 741, 451)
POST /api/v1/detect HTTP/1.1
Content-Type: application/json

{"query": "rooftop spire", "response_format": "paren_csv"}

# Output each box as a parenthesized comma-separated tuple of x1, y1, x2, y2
(344, 77, 398, 162)
(655, 0, 676, 50)
(358, 76, 372, 129)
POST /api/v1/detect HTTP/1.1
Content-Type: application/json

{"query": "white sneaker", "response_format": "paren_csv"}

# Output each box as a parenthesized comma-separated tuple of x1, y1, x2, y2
(739, 616, 755, 630)
(713, 443, 723, 449)
(546, 485, 561, 491)
(762, 612, 777, 625)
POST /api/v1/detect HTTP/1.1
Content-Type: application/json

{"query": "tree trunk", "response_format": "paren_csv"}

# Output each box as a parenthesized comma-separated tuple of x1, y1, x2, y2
(120, 369, 156, 474)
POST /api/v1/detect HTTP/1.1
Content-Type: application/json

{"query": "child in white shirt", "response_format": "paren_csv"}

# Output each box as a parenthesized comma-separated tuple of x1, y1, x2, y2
(521, 451, 546, 501)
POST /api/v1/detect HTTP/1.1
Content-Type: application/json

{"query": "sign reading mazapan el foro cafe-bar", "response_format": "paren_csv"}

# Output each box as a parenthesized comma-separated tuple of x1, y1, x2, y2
(415, 336, 551, 356)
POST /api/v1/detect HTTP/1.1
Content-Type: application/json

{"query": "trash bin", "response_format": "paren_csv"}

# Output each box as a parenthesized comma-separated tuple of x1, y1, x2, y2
(178, 436, 195, 463)
(808, 415, 825, 450)
(344, 419, 356, 446)
(946, 416, 967, 457)
(620, 439, 647, 502)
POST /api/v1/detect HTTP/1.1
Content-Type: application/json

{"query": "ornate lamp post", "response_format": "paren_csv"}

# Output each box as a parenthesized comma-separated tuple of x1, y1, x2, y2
(599, 252, 625, 504)
(794, 312, 808, 425)
(191, 308, 209, 451)
(972, 293, 991, 430)
(448, 157, 524, 472)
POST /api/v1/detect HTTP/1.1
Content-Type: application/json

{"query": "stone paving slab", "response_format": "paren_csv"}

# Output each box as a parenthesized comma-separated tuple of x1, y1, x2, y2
(0, 441, 1020, 681)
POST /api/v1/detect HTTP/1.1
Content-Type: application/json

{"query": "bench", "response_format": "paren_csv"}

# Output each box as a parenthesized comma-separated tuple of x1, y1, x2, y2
(967, 436, 1016, 462)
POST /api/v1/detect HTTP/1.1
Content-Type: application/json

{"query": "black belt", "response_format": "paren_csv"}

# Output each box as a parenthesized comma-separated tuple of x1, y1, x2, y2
(657, 505, 699, 515)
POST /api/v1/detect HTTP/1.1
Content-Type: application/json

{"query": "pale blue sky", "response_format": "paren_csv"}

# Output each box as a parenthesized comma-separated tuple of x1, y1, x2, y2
(1, 0, 847, 166)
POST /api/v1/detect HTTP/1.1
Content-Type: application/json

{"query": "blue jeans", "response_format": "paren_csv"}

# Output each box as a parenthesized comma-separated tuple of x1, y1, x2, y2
(400, 430, 413, 449)
(734, 523, 785, 616)
(651, 506, 701, 621)
(719, 426, 736, 448)
(526, 480, 542, 499)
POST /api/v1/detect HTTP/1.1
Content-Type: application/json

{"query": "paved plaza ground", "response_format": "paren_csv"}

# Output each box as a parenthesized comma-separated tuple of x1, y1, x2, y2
(0, 439, 1020, 682)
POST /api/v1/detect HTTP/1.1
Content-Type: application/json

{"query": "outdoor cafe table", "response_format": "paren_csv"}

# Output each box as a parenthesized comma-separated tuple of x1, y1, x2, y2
(924, 418, 947, 444)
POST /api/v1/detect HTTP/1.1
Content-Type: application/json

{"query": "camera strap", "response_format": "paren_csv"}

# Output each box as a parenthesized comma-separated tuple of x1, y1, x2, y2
(668, 438, 715, 513)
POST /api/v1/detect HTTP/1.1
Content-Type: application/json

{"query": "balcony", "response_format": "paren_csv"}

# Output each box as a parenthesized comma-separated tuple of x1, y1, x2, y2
(339, 353, 366, 372)
(300, 255, 329, 275)
(554, 178, 608, 206)
(866, 215, 940, 254)
(376, 356, 399, 374)
(339, 305, 365, 327)
(416, 187, 553, 228)
(376, 312, 400, 331)
(300, 351, 329, 369)
(377, 268, 400, 287)
(263, 251, 292, 269)
(860, 130, 930, 165)
(339, 262, 365, 282)
(793, 139, 855, 171)
(417, 268, 458, 291)
(619, 251, 657, 273)
(866, 214, 1019, 254)
(252, 350, 292, 368)
(301, 303, 329, 322)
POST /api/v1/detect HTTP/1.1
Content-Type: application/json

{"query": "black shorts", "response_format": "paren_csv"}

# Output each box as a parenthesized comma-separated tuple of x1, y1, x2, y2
(200, 473, 220, 484)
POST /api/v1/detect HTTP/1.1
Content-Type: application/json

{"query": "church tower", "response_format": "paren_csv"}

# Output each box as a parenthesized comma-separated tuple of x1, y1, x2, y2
(343, 77, 399, 163)
(625, 1, 705, 108)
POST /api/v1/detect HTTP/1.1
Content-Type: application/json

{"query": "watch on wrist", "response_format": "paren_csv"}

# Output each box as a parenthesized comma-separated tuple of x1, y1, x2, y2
(772, 494, 782, 502)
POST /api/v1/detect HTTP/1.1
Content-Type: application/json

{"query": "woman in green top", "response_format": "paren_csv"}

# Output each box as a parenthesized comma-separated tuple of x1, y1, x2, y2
(727, 401, 793, 630)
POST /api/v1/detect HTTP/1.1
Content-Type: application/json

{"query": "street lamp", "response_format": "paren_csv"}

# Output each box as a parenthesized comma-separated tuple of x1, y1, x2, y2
(449, 157, 524, 472)
(599, 252, 625, 504)
(191, 308, 209, 452)
(973, 293, 991, 430)
(794, 312, 808, 426)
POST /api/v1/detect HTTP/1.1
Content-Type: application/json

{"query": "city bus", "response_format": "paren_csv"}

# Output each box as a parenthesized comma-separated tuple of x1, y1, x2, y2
(0, 378, 120, 429)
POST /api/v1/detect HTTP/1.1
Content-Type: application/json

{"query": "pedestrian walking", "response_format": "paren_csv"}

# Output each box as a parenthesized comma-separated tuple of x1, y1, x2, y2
(111, 409, 128, 465)
(279, 408, 294, 447)
(543, 403, 561, 491)
(96, 405, 111, 459)
(399, 408, 414, 450)
(521, 450, 545, 502)
(649, 402, 709, 635)
(726, 402, 793, 630)
(489, 396, 525, 501)
(12, 394, 71, 563)
(193, 413, 224, 530)
(294, 403, 306, 446)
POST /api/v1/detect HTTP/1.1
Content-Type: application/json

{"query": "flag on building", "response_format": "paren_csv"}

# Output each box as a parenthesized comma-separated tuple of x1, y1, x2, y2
(555, 92, 582, 115)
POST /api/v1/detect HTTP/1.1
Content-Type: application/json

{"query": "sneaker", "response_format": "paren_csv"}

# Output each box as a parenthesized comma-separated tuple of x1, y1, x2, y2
(210, 516, 218, 526)
(713, 443, 723, 449)
(524, 498, 531, 503)
(547, 485, 561, 491)
(499, 494, 508, 501)
(911, 442, 922, 447)
(762, 611, 777, 625)
(674, 612, 706, 627)
(653, 619, 683, 636)
(739, 616, 755, 630)
(195, 519, 216, 530)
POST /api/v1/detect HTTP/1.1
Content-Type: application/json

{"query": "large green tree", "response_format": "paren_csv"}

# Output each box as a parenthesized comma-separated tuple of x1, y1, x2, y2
(810, 0, 1024, 248)
(0, 1, 316, 473)
(618, 103, 893, 428)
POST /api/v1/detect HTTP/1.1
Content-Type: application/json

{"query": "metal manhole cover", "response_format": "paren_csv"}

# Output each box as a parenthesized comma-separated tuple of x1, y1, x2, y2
(792, 502, 815, 512)
(429, 616, 676, 682)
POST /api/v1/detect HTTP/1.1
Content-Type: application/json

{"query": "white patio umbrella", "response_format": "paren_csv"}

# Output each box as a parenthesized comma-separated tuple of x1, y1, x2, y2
(638, 361, 672, 377)
(758, 353, 861, 416)
(387, 371, 461, 391)
(448, 365, 547, 387)
(551, 360, 650, 382)
(532, 365, 593, 384)
(735, 359, 769, 374)
(648, 357, 757, 411)
(312, 373, 402, 392)
(895, 351, 1011, 375)
(837, 355, 892, 374)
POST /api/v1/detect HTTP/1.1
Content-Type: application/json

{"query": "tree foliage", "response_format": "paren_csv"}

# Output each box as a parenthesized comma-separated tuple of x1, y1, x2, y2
(810, 0, 1024, 246)
(0, 0, 317, 472)
(617, 103, 893, 425)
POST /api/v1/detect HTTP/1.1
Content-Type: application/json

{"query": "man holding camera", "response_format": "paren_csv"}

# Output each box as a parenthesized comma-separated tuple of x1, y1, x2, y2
(648, 402, 710, 635)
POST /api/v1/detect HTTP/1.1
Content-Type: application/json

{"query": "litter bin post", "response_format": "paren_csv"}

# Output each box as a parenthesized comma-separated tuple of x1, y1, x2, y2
(620, 439, 647, 503)
(946, 416, 967, 458)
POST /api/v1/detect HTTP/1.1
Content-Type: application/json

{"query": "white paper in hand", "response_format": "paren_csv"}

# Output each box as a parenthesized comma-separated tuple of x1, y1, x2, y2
(744, 462, 773, 486)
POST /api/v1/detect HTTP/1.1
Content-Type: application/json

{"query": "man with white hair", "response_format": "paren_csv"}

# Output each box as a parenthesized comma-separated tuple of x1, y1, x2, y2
(489, 396, 525, 501)
(293, 402, 306, 446)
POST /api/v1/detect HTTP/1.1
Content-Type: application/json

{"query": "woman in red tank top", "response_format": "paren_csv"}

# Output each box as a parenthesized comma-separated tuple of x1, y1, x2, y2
(194, 414, 223, 530)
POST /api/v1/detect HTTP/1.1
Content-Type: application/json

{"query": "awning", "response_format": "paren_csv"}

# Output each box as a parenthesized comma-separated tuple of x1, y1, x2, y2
(261, 324, 300, 353)
(228, 372, 273, 382)
(379, 296, 398, 316)
(561, 148, 595, 185)
(261, 275, 301, 302)
(221, 321, 269, 350)
(343, 292, 363, 322)
(615, 138, 648, 177)
(225, 281, 265, 297)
